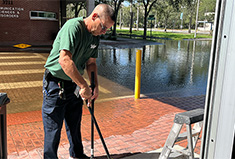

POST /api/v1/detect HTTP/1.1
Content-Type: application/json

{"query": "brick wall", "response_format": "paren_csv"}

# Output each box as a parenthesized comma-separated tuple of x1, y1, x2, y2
(0, 0, 60, 45)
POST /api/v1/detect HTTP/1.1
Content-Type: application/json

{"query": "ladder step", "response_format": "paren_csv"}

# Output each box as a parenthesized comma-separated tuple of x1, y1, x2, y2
(167, 146, 191, 156)
(174, 108, 204, 125)
(169, 152, 187, 158)
(176, 129, 201, 142)
(159, 109, 204, 159)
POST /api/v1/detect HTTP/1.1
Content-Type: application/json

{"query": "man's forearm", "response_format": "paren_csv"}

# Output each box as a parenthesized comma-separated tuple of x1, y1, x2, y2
(59, 49, 89, 89)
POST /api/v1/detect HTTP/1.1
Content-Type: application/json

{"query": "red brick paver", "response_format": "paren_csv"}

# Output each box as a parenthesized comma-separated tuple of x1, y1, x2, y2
(6, 95, 205, 159)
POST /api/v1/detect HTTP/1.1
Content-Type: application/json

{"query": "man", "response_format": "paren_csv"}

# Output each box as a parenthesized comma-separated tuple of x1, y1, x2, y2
(42, 4, 115, 159)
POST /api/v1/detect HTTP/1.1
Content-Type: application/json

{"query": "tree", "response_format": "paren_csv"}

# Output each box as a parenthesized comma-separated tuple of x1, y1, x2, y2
(124, 0, 140, 33)
(155, 0, 176, 32)
(66, 2, 86, 18)
(169, 0, 197, 33)
(74, 2, 85, 17)
(199, 0, 216, 22)
(141, 0, 158, 39)
(184, 0, 197, 33)
(117, 4, 143, 28)
(99, 0, 124, 37)
(112, 0, 124, 36)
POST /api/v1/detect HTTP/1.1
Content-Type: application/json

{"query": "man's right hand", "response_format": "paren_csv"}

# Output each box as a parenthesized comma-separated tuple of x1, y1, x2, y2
(79, 85, 92, 100)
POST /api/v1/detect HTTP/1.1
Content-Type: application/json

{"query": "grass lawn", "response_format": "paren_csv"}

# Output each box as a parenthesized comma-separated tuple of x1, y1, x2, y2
(115, 29, 212, 40)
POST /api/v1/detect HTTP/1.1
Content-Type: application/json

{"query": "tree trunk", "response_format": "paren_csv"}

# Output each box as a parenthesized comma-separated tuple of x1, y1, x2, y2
(136, 3, 139, 31)
(112, 20, 117, 36)
(119, 8, 122, 29)
(188, 15, 192, 33)
(164, 17, 167, 32)
(142, 0, 158, 39)
(112, 0, 122, 37)
(112, 1, 118, 36)
(129, 1, 133, 34)
(143, 8, 148, 39)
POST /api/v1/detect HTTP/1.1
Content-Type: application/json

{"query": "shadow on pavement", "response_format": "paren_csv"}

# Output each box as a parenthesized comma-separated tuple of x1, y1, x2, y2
(80, 152, 200, 159)
(119, 152, 160, 159)
(94, 152, 141, 159)
(154, 96, 205, 111)
(141, 95, 205, 111)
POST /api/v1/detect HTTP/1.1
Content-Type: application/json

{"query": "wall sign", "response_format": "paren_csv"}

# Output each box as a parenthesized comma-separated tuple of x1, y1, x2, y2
(0, 6, 24, 18)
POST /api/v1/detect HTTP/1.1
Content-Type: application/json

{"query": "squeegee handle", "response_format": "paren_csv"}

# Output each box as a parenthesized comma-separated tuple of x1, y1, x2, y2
(87, 106, 111, 159)
(90, 72, 95, 159)
(91, 72, 95, 93)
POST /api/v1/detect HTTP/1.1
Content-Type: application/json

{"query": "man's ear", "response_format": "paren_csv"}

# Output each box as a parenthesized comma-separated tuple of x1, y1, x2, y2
(92, 13, 98, 20)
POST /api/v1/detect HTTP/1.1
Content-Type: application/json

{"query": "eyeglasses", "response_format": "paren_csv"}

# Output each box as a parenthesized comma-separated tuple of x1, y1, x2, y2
(98, 16, 107, 31)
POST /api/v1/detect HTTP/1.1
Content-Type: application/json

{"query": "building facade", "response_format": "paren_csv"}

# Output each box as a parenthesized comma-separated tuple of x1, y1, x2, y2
(0, 0, 60, 49)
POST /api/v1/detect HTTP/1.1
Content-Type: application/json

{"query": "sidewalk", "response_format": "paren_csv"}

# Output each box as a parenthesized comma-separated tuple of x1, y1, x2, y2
(7, 95, 205, 159)
(0, 38, 205, 158)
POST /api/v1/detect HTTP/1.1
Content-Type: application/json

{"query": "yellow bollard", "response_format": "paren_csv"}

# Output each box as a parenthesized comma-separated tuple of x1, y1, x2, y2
(135, 49, 142, 99)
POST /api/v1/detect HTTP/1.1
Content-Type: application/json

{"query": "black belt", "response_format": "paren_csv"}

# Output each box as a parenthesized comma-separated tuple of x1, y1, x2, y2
(45, 69, 75, 86)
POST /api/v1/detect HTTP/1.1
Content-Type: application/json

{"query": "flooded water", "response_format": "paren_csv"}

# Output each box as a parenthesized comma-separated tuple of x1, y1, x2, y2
(97, 40, 212, 97)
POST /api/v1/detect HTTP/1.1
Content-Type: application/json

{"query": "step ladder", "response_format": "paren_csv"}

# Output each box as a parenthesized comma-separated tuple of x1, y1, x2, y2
(159, 108, 204, 159)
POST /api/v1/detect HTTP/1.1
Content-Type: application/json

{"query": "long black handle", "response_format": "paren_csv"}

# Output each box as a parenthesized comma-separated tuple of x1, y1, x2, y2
(89, 72, 111, 159)
(90, 72, 95, 91)
(87, 106, 111, 159)
(91, 72, 95, 158)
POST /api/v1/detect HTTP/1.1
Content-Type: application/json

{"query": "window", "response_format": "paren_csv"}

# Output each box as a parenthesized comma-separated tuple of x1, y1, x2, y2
(30, 11, 57, 20)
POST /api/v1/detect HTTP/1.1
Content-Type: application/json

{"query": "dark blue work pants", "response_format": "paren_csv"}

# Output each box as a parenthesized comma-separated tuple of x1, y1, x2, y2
(42, 73, 84, 158)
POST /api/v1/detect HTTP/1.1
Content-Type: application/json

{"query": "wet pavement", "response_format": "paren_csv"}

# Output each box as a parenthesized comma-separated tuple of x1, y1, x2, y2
(6, 96, 204, 159)
(0, 38, 206, 159)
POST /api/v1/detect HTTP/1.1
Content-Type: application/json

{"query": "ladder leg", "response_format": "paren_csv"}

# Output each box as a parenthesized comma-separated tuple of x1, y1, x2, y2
(186, 124, 195, 159)
(192, 121, 203, 149)
(159, 123, 183, 159)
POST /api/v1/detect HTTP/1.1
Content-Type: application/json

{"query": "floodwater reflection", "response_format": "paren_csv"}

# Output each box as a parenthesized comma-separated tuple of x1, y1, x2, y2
(97, 40, 211, 97)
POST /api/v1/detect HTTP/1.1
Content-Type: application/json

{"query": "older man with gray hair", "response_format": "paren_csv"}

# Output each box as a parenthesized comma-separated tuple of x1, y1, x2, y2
(42, 4, 115, 159)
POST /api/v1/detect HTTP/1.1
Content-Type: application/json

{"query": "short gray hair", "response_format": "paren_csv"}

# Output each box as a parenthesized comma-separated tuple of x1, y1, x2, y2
(96, 4, 116, 22)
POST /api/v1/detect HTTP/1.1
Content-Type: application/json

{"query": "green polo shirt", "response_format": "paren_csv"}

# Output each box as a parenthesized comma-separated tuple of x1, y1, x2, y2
(45, 17, 100, 81)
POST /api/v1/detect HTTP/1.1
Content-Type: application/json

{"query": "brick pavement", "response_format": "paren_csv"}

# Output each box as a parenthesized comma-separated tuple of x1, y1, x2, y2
(0, 52, 205, 158)
(6, 95, 205, 159)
